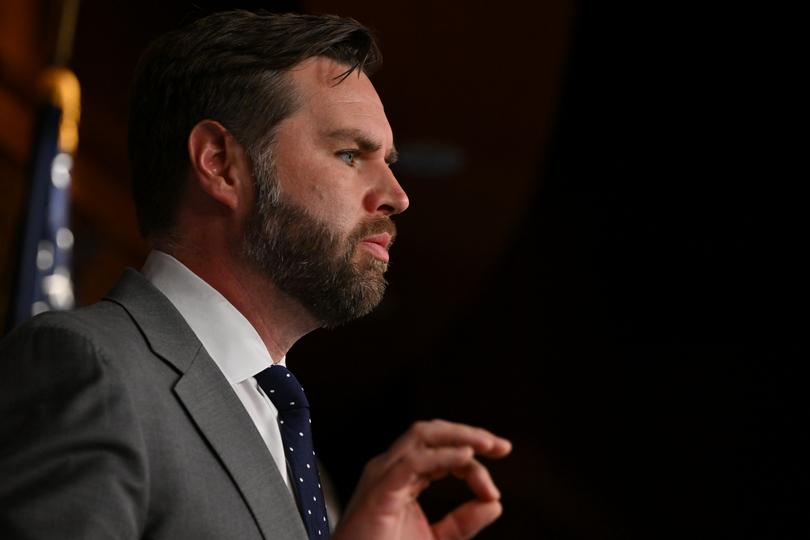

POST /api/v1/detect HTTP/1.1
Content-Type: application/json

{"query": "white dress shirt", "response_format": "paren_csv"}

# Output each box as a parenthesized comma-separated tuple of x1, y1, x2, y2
(142, 250, 290, 488)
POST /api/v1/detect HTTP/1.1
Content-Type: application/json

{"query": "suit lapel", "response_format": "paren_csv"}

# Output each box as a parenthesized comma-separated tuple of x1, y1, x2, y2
(175, 348, 308, 540)
(105, 269, 307, 540)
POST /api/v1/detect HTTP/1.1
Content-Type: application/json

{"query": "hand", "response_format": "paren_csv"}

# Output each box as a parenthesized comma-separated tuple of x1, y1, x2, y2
(332, 419, 512, 540)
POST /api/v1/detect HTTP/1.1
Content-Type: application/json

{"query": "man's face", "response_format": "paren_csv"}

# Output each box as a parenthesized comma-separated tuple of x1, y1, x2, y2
(243, 57, 409, 328)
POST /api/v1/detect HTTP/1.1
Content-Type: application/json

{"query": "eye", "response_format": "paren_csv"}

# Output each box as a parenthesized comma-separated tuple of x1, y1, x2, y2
(337, 150, 358, 166)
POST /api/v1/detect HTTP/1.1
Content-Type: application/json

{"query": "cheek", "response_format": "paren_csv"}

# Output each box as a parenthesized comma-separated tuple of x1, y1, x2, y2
(299, 173, 359, 226)
(276, 154, 333, 207)
(322, 202, 357, 237)
(306, 178, 331, 203)
(272, 145, 360, 232)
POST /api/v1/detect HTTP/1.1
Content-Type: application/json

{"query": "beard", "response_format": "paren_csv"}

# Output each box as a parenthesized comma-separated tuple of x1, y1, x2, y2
(242, 152, 396, 328)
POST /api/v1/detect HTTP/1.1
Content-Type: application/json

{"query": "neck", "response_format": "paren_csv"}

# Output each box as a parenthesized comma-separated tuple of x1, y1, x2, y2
(154, 240, 320, 361)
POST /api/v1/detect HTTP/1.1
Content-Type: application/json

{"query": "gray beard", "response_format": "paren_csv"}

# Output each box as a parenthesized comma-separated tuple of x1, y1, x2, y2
(242, 162, 393, 328)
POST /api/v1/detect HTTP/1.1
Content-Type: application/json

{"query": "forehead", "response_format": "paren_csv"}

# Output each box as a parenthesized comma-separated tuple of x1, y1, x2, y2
(285, 57, 392, 142)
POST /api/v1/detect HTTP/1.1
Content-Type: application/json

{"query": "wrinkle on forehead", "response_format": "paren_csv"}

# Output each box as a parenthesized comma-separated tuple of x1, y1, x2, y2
(288, 57, 384, 109)
(285, 56, 392, 146)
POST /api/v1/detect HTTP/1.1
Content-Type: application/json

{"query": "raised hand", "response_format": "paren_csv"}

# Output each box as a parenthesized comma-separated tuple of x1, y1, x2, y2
(333, 419, 512, 540)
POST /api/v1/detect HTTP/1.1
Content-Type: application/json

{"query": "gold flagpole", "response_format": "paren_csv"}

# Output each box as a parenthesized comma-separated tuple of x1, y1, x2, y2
(44, 0, 82, 154)
(53, 0, 81, 67)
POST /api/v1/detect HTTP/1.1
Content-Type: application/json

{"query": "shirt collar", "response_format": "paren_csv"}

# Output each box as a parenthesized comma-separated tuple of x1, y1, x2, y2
(141, 250, 284, 384)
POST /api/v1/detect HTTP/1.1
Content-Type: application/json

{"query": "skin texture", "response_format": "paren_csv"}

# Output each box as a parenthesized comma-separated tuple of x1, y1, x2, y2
(240, 61, 404, 327)
(158, 57, 511, 539)
(333, 420, 512, 540)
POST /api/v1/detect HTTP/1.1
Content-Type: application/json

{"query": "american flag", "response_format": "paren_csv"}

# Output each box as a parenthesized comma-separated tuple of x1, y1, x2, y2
(6, 68, 80, 331)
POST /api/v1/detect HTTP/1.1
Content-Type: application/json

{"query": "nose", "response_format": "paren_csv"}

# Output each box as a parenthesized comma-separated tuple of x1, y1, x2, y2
(364, 166, 409, 216)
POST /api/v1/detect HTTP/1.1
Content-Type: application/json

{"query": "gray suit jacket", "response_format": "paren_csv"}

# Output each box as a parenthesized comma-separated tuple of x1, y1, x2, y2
(0, 269, 309, 540)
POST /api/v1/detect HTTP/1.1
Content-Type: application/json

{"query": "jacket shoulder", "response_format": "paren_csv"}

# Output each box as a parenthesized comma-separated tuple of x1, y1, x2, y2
(1, 300, 142, 363)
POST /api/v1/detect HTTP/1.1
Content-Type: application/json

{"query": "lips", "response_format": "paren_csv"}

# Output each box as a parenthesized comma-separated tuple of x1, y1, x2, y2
(359, 232, 392, 263)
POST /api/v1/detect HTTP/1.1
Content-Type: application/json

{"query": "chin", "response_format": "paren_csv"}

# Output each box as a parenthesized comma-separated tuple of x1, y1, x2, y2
(355, 248, 389, 273)
(316, 274, 388, 329)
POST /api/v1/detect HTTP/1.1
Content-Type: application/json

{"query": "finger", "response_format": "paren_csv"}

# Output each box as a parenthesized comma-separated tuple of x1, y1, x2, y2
(386, 420, 512, 462)
(432, 500, 503, 540)
(382, 446, 475, 494)
(452, 458, 500, 501)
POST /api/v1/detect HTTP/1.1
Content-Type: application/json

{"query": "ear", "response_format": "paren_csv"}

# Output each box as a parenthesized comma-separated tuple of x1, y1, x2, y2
(187, 120, 251, 211)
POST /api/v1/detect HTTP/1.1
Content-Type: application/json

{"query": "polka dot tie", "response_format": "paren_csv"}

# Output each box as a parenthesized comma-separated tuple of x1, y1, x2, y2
(255, 365, 331, 539)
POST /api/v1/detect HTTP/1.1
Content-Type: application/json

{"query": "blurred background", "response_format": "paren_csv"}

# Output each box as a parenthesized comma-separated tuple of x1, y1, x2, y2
(0, 1, 803, 538)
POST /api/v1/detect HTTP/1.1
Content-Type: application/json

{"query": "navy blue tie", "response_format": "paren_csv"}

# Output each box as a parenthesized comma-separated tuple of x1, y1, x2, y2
(255, 364, 331, 539)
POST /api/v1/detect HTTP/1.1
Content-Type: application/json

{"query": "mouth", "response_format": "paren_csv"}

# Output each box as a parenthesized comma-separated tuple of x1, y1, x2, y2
(359, 232, 393, 263)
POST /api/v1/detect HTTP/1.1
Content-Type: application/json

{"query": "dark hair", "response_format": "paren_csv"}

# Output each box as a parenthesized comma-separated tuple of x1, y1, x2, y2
(128, 10, 381, 237)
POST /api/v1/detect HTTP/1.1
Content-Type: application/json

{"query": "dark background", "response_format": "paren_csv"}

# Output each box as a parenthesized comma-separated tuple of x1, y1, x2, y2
(0, 1, 803, 538)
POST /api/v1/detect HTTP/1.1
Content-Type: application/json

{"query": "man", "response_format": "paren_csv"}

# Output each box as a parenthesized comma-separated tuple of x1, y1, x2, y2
(0, 10, 510, 540)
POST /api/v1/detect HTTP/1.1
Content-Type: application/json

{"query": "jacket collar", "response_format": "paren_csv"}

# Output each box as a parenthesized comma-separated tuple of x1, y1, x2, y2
(105, 268, 201, 373)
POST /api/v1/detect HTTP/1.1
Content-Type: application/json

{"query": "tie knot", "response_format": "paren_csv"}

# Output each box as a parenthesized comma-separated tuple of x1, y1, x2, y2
(255, 364, 309, 411)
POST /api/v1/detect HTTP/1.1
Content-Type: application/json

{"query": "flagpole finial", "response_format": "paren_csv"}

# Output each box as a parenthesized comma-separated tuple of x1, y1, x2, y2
(38, 67, 81, 154)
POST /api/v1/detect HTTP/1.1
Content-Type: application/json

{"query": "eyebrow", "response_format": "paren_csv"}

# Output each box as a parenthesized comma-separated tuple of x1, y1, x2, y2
(325, 128, 399, 164)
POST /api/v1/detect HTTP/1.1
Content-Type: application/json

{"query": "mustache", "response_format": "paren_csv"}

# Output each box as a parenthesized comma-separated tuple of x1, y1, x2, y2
(349, 217, 397, 247)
